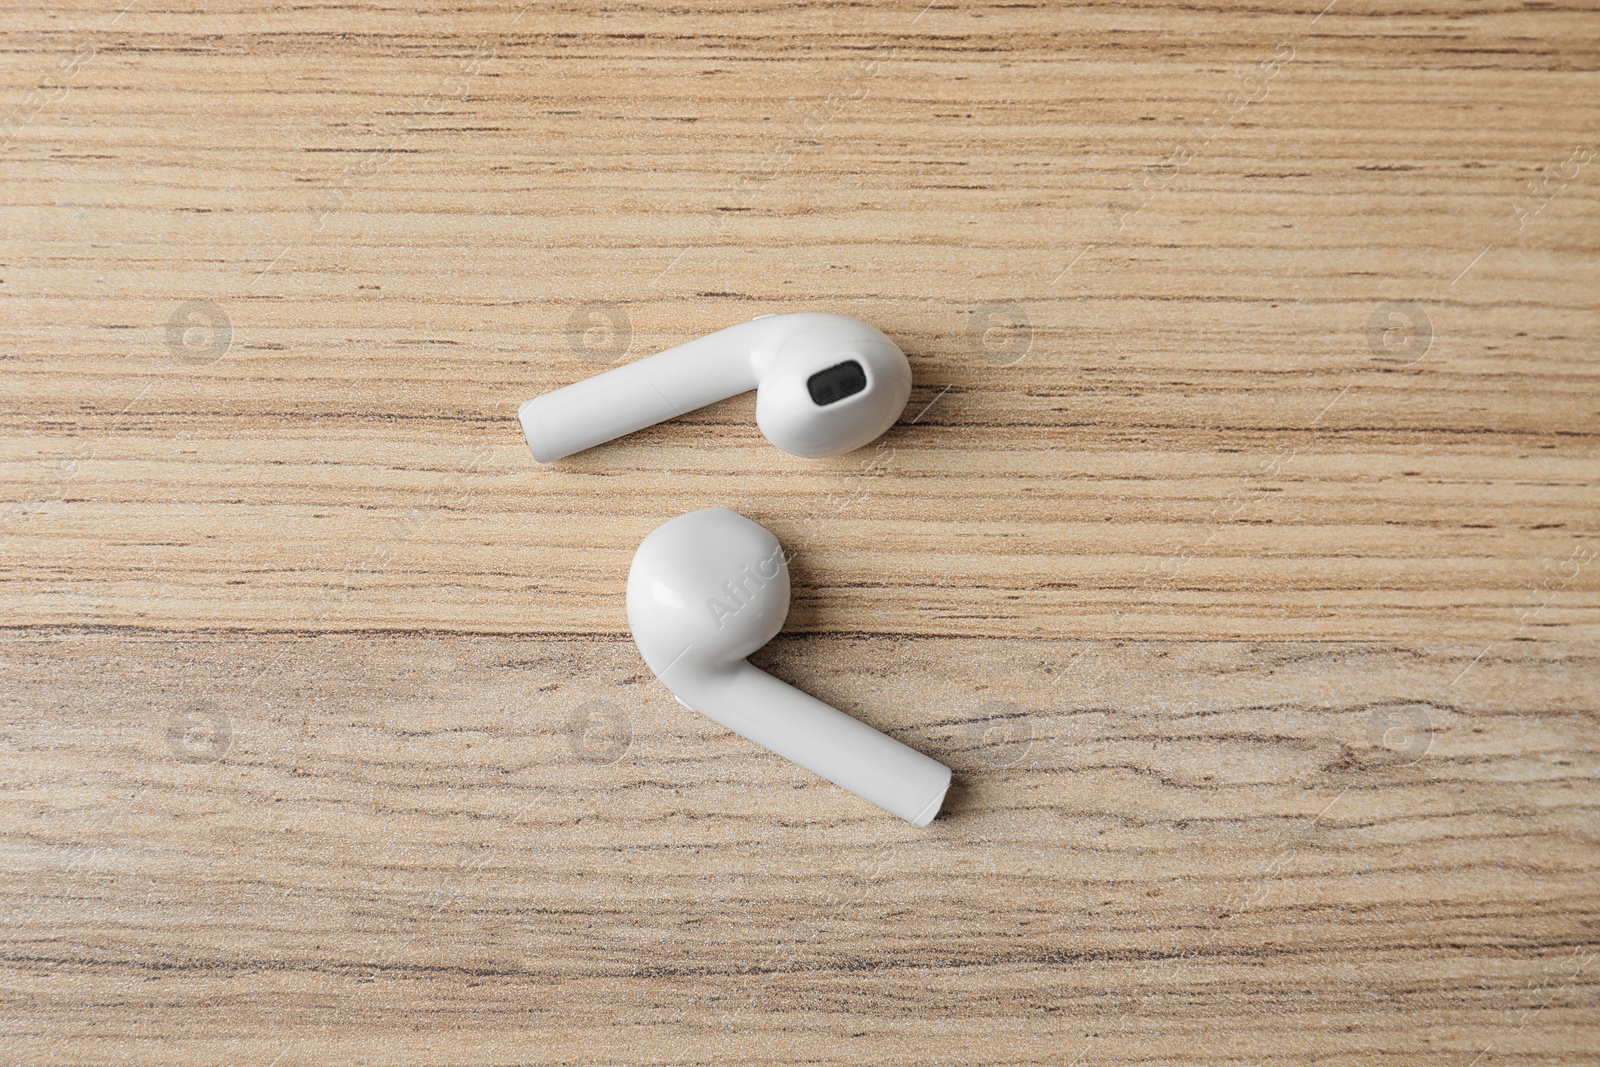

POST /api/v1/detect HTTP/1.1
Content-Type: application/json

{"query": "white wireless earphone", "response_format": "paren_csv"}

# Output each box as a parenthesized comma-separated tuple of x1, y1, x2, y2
(627, 507, 951, 826)
(520, 313, 912, 461)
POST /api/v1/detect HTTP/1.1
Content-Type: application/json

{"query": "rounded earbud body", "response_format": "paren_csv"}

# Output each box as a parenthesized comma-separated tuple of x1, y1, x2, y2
(626, 507, 951, 826)
(520, 313, 911, 462)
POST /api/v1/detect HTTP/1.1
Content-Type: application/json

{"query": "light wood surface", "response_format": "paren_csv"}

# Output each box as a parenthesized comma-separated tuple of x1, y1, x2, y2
(3, 1, 1598, 1063)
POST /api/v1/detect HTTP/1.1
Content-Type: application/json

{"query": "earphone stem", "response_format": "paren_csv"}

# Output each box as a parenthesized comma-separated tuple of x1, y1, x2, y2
(680, 661, 952, 826)
(519, 320, 766, 462)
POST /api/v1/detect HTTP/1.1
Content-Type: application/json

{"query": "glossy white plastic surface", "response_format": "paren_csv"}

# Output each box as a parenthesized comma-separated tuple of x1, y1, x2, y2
(520, 313, 912, 461)
(626, 507, 951, 826)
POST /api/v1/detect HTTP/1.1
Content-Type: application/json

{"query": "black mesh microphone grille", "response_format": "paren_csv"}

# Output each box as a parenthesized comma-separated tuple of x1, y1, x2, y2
(806, 360, 868, 406)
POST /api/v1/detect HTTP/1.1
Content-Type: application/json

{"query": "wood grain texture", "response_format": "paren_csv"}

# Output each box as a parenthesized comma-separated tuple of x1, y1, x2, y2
(2, 0, 1598, 1063)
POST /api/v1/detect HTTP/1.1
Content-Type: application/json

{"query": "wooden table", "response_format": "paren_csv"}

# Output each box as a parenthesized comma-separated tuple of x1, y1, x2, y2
(4, 1, 1597, 1062)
